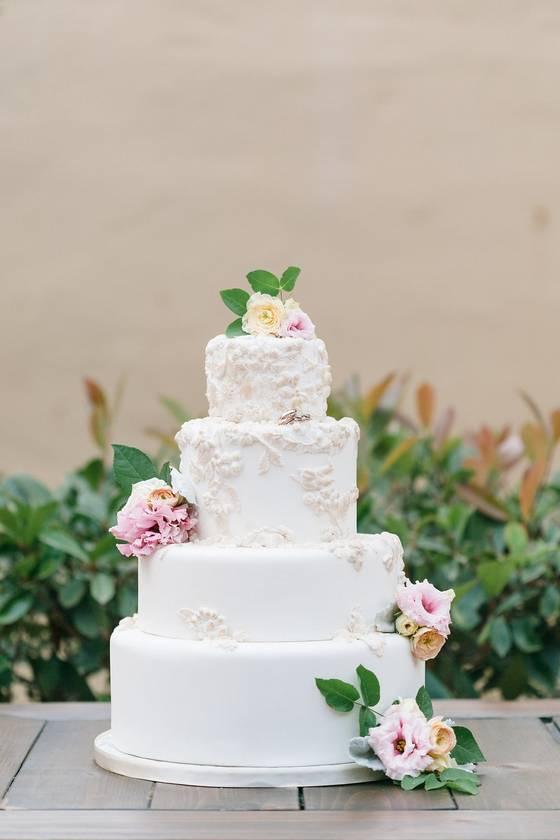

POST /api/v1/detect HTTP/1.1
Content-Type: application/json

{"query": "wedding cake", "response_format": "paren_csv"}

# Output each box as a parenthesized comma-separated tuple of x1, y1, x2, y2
(95, 270, 451, 787)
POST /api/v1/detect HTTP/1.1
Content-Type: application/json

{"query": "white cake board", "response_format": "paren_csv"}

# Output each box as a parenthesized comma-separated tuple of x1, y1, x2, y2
(94, 730, 382, 788)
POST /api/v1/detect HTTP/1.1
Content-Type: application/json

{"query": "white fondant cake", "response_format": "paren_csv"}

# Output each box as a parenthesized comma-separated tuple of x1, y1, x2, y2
(96, 329, 425, 787)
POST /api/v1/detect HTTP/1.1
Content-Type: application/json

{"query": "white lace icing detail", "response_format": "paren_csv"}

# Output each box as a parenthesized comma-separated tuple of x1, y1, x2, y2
(205, 334, 332, 422)
(379, 532, 406, 583)
(291, 464, 359, 537)
(239, 527, 295, 547)
(327, 538, 367, 571)
(118, 614, 138, 630)
(178, 607, 244, 650)
(335, 608, 386, 655)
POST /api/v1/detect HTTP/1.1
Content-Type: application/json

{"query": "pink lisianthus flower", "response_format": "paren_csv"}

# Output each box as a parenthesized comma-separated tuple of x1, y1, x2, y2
(368, 701, 433, 781)
(396, 580, 455, 637)
(109, 478, 197, 559)
(279, 308, 316, 340)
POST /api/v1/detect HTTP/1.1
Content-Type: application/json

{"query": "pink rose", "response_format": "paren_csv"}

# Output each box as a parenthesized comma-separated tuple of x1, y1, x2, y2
(411, 626, 446, 660)
(368, 702, 433, 781)
(396, 579, 455, 636)
(279, 308, 316, 340)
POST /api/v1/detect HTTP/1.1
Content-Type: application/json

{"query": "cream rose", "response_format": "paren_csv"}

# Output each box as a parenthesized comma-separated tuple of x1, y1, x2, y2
(411, 626, 446, 660)
(147, 486, 181, 509)
(242, 293, 285, 336)
(395, 613, 419, 637)
(428, 717, 457, 757)
(427, 753, 457, 773)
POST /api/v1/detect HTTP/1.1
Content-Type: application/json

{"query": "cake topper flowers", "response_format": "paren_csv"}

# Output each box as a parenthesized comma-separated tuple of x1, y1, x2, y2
(108, 445, 197, 559)
(219, 266, 316, 339)
(315, 666, 485, 795)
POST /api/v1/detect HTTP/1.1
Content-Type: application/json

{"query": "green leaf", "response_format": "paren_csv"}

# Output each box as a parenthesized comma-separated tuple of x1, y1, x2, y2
(225, 318, 246, 338)
(112, 445, 156, 492)
(246, 269, 280, 296)
(159, 461, 172, 484)
(315, 677, 359, 712)
(504, 521, 528, 553)
(359, 705, 377, 736)
(477, 559, 514, 598)
(440, 768, 481, 785)
(3, 474, 52, 506)
(451, 726, 486, 764)
(415, 685, 433, 719)
(0, 593, 33, 625)
(356, 665, 380, 707)
(159, 396, 190, 424)
(39, 527, 88, 562)
(90, 573, 115, 605)
(401, 773, 429, 790)
(424, 773, 446, 790)
(489, 616, 512, 657)
(511, 616, 542, 653)
(117, 584, 137, 618)
(279, 266, 301, 292)
(540, 585, 560, 619)
(71, 599, 110, 639)
(220, 288, 250, 316)
(59, 579, 87, 609)
(444, 775, 481, 795)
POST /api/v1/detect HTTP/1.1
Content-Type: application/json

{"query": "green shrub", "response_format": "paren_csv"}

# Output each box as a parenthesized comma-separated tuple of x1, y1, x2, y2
(0, 377, 559, 701)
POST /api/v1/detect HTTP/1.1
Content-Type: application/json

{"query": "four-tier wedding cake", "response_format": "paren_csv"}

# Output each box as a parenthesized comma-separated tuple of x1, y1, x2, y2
(95, 272, 444, 787)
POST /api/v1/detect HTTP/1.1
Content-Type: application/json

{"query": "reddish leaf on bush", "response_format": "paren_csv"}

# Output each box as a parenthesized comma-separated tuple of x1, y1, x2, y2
(550, 409, 560, 443)
(456, 484, 509, 522)
(521, 423, 549, 463)
(379, 437, 418, 474)
(83, 378, 107, 409)
(416, 383, 435, 429)
(363, 372, 397, 418)
(520, 459, 546, 522)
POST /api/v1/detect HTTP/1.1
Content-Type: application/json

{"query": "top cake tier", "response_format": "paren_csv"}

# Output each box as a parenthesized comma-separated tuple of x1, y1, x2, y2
(205, 334, 332, 423)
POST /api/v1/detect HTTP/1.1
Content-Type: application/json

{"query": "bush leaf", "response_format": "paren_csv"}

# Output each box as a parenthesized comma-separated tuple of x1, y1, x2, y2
(220, 288, 250, 316)
(112, 445, 156, 492)
(451, 726, 486, 764)
(315, 677, 359, 712)
(246, 270, 280, 296)
(90, 573, 115, 606)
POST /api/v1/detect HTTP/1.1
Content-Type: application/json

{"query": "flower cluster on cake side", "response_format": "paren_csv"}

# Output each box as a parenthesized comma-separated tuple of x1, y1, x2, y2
(315, 666, 485, 795)
(219, 266, 315, 339)
(394, 579, 456, 660)
(109, 445, 198, 559)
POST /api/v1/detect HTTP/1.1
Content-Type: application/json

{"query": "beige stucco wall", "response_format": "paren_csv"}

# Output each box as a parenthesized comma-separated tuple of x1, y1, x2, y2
(1, 0, 559, 484)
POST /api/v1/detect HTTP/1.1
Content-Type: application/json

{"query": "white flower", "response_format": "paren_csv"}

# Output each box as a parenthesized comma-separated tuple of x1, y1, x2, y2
(395, 613, 419, 637)
(242, 293, 285, 336)
(171, 467, 197, 505)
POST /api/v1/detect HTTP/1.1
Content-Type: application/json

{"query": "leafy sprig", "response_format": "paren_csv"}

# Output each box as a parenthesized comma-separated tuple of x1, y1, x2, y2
(220, 266, 301, 337)
(315, 666, 485, 795)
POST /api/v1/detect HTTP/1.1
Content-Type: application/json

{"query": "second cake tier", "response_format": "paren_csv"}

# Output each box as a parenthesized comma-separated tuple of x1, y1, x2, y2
(137, 533, 404, 642)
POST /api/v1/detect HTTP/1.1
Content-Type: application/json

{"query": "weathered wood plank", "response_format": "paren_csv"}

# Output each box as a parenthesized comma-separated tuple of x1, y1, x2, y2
(3, 698, 560, 721)
(1, 704, 110, 721)
(0, 809, 559, 840)
(452, 718, 560, 811)
(3, 720, 152, 810)
(432, 699, 560, 718)
(151, 783, 299, 811)
(0, 717, 44, 801)
(303, 780, 454, 810)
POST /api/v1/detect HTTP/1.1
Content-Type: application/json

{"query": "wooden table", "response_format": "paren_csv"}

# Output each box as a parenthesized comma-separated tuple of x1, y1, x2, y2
(1, 700, 560, 840)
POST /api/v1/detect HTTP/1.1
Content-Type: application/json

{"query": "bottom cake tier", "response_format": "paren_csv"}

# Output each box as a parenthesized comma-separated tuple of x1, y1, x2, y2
(104, 623, 424, 774)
